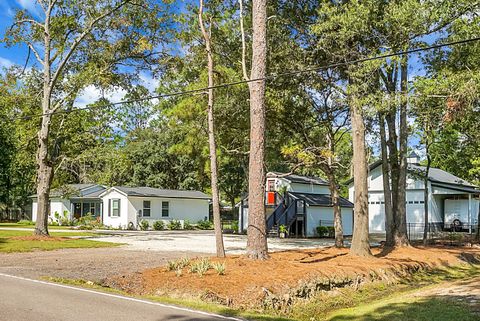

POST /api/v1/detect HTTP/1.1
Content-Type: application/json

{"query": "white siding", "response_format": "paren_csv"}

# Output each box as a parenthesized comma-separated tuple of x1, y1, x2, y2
(133, 197, 209, 228)
(266, 177, 330, 194)
(288, 183, 330, 194)
(101, 188, 209, 229)
(32, 198, 71, 223)
(306, 206, 353, 236)
(102, 190, 132, 229)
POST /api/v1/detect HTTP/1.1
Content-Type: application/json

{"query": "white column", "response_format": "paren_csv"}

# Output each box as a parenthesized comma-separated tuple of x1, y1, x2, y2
(468, 194, 472, 233)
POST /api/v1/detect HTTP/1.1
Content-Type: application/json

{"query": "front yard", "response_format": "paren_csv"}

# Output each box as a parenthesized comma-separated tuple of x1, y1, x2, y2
(0, 229, 120, 253)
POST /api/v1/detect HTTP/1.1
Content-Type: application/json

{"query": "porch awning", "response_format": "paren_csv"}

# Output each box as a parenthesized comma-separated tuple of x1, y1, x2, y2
(289, 192, 354, 208)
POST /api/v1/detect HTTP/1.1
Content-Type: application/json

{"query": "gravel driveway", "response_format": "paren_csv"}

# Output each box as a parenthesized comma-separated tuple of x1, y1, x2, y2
(0, 230, 335, 283)
(90, 230, 337, 254)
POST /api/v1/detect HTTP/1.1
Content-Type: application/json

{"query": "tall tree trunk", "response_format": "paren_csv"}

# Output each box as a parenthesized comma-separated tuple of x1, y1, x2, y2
(326, 168, 343, 247)
(379, 113, 394, 247)
(422, 137, 432, 246)
(385, 112, 398, 220)
(349, 95, 372, 257)
(35, 17, 53, 236)
(199, 0, 225, 258)
(394, 58, 410, 247)
(246, 0, 268, 260)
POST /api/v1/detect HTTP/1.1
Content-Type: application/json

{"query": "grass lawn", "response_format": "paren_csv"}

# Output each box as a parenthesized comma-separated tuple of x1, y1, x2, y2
(0, 222, 76, 230)
(326, 294, 477, 321)
(0, 230, 120, 253)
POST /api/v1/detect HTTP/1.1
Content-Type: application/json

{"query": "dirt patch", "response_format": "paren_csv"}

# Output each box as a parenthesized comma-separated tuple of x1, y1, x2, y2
(0, 247, 207, 282)
(104, 245, 480, 308)
(10, 236, 68, 241)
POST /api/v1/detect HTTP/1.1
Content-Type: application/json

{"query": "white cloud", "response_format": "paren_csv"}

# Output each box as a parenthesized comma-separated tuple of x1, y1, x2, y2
(75, 85, 127, 108)
(16, 0, 42, 17)
(0, 57, 14, 69)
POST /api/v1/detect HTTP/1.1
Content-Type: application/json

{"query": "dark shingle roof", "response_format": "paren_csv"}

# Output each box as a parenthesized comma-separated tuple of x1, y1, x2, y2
(112, 186, 210, 199)
(289, 192, 354, 208)
(267, 172, 329, 186)
(32, 184, 106, 198)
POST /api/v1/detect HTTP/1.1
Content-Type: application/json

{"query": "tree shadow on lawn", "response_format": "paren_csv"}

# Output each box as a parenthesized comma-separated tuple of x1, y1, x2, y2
(328, 296, 478, 321)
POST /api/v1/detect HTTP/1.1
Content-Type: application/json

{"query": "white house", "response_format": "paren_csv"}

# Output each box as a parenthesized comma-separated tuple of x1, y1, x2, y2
(347, 153, 480, 235)
(31, 184, 106, 223)
(239, 172, 354, 237)
(99, 186, 210, 229)
(32, 185, 210, 228)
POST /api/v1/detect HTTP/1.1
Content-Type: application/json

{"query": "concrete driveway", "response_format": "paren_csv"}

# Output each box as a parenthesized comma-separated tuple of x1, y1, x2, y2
(91, 230, 339, 254)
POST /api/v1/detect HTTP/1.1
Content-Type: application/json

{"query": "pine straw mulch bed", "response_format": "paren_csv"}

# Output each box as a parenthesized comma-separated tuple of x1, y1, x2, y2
(104, 245, 480, 309)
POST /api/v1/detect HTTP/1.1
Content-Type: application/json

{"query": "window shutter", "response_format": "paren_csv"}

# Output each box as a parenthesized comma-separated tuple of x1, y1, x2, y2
(108, 199, 111, 217)
(118, 199, 121, 216)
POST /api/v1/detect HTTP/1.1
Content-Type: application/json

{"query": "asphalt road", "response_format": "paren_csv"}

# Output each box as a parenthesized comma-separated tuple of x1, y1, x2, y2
(0, 273, 241, 321)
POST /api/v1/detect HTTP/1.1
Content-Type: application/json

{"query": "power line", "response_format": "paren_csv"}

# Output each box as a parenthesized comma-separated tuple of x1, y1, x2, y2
(10, 36, 480, 121)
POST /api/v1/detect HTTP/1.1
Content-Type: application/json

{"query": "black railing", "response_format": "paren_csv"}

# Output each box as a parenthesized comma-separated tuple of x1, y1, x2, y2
(407, 222, 479, 244)
(266, 202, 286, 231)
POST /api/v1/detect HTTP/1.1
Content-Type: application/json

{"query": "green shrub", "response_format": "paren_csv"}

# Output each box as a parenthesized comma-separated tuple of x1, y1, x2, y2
(50, 221, 59, 226)
(58, 210, 74, 226)
(316, 226, 335, 238)
(18, 220, 34, 225)
(183, 220, 194, 230)
(231, 220, 239, 232)
(168, 219, 181, 230)
(197, 219, 213, 230)
(139, 220, 150, 231)
(153, 220, 165, 231)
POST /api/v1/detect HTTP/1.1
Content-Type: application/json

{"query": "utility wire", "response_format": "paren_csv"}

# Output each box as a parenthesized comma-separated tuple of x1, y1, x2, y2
(10, 36, 480, 121)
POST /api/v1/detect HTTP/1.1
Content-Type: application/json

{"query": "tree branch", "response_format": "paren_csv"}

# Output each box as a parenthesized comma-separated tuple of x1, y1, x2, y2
(238, 0, 249, 81)
(50, 0, 132, 88)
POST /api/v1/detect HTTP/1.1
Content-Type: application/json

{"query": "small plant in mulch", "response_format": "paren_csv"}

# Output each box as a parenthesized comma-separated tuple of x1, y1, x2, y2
(190, 258, 212, 277)
(166, 257, 191, 272)
(177, 257, 191, 268)
(166, 260, 178, 271)
(175, 268, 183, 277)
(212, 262, 226, 275)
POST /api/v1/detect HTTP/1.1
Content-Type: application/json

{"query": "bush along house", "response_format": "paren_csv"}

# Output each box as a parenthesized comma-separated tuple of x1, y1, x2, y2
(238, 172, 354, 237)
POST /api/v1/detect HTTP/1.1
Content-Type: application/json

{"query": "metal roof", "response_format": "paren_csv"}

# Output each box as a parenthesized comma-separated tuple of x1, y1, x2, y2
(31, 184, 106, 199)
(409, 164, 478, 188)
(289, 192, 354, 208)
(345, 161, 479, 192)
(110, 186, 211, 199)
(267, 172, 329, 186)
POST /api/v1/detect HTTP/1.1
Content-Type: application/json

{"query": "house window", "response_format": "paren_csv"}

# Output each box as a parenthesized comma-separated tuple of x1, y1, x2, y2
(162, 201, 169, 217)
(111, 199, 120, 217)
(267, 180, 275, 192)
(143, 201, 151, 217)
